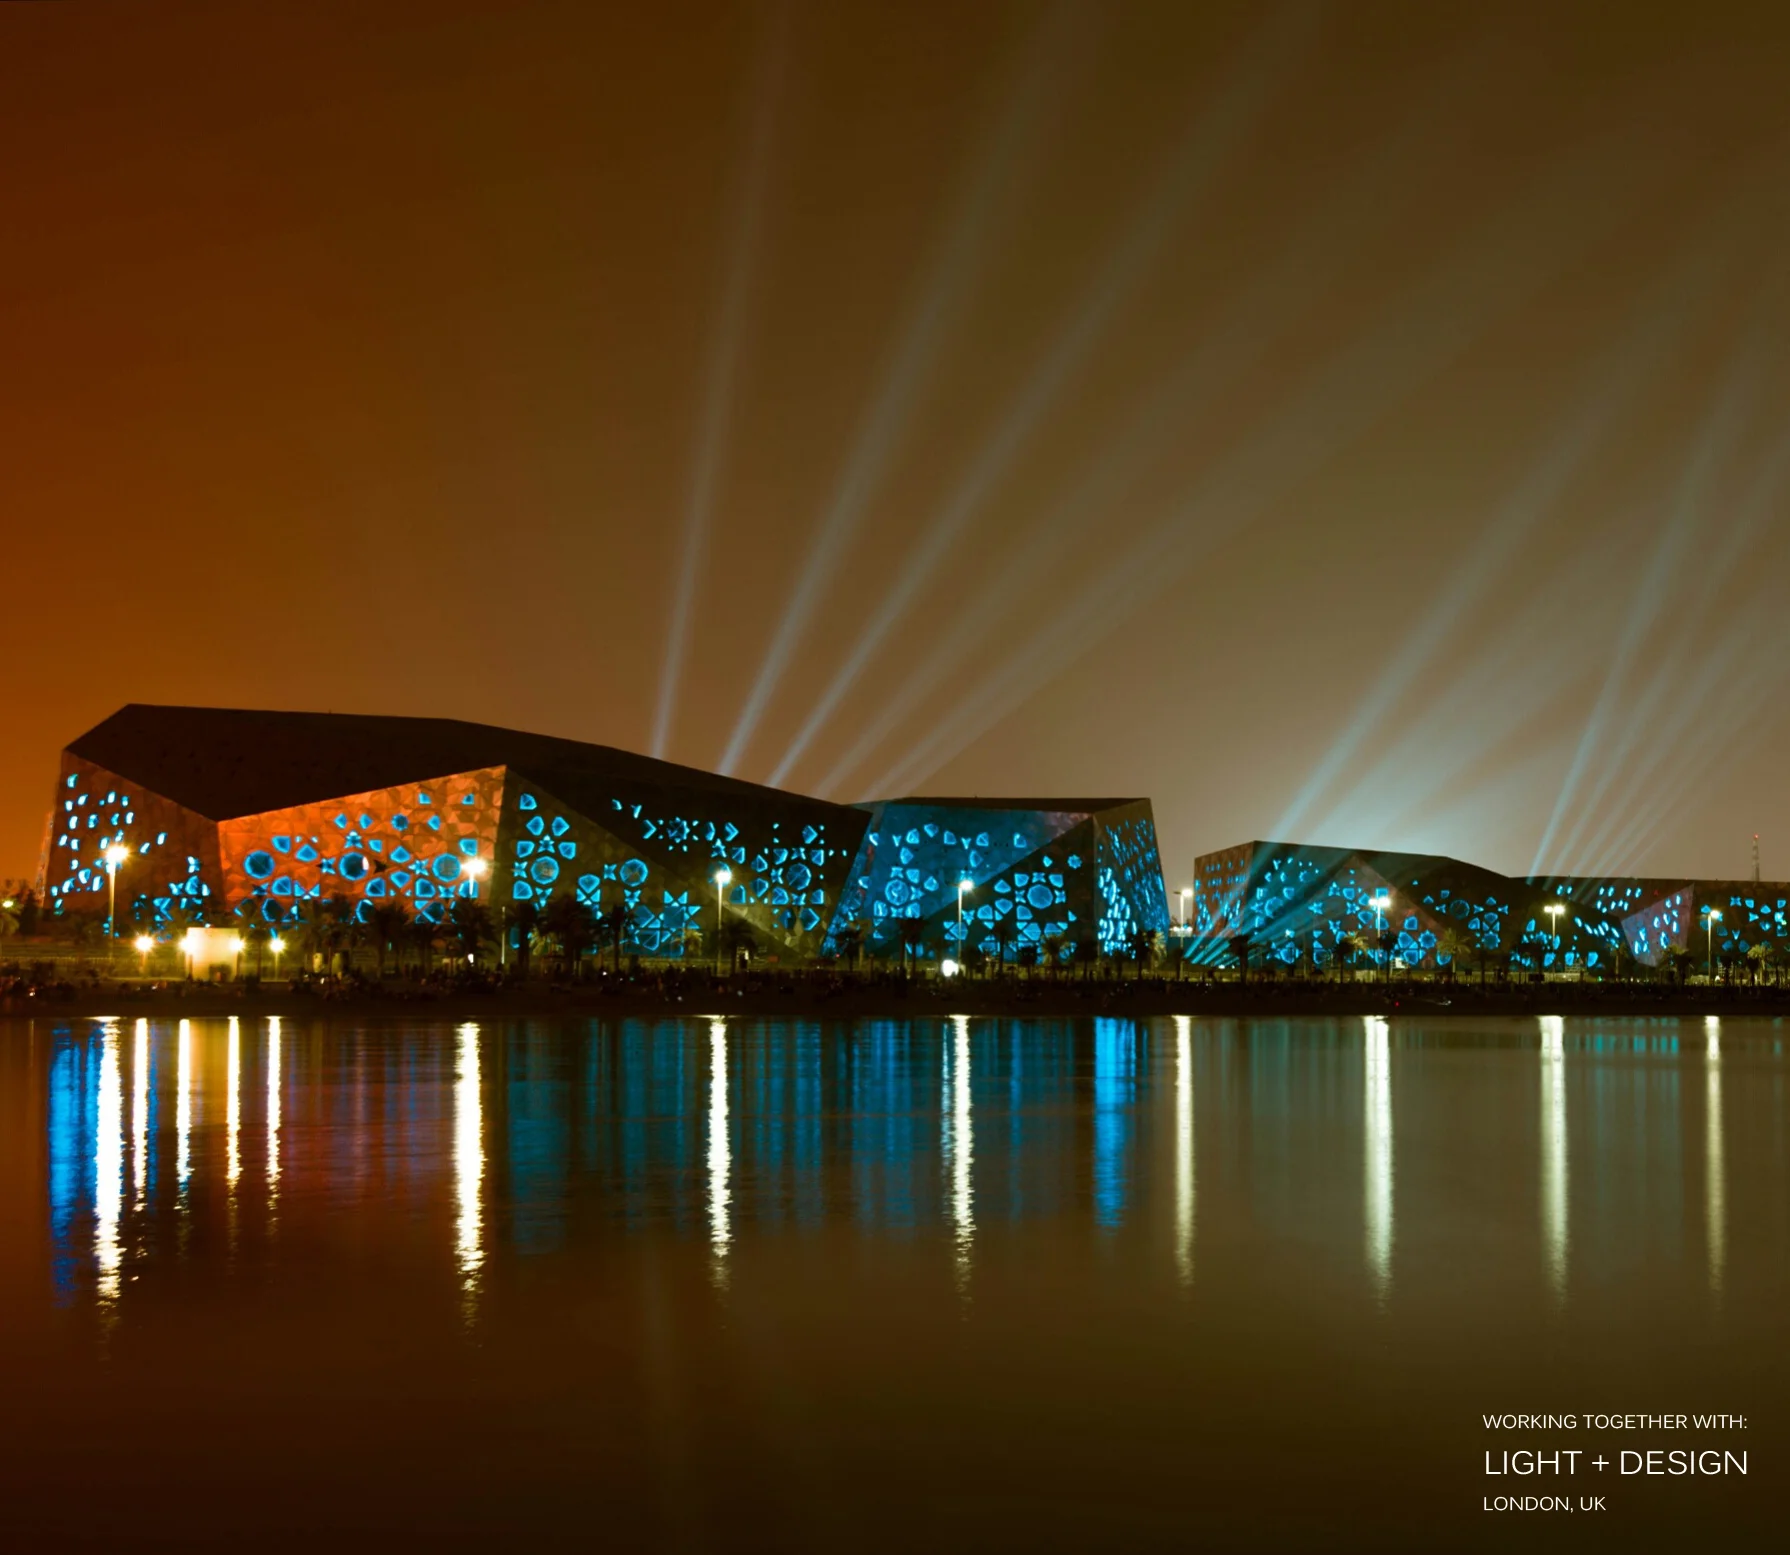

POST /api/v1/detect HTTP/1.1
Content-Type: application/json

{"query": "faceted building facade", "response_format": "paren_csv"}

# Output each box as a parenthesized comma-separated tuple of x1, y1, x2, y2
(40, 707, 1173, 966)
(833, 797, 1170, 962)
(1190, 838, 1790, 973)
(42, 706, 869, 962)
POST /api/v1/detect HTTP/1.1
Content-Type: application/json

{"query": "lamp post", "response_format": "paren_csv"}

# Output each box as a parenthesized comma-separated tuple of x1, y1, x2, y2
(271, 936, 286, 981)
(1370, 893, 1392, 980)
(1179, 887, 1191, 933)
(103, 843, 129, 954)
(1544, 902, 1565, 968)
(714, 867, 732, 976)
(1705, 907, 1722, 981)
(457, 855, 489, 968)
(956, 877, 973, 970)
(133, 934, 154, 977)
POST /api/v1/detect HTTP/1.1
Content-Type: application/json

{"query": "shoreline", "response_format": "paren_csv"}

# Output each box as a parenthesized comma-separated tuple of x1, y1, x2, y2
(6, 980, 1789, 1024)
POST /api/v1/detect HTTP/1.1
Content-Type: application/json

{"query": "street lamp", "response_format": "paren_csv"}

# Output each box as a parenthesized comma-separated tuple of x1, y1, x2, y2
(714, 867, 732, 976)
(1544, 902, 1565, 965)
(956, 877, 974, 968)
(133, 934, 154, 976)
(270, 935, 286, 980)
(1705, 907, 1722, 981)
(103, 843, 129, 950)
(1178, 887, 1191, 934)
(1370, 893, 1392, 978)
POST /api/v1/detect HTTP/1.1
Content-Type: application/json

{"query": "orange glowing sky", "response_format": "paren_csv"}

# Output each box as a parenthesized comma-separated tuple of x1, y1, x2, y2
(5, 1, 1789, 889)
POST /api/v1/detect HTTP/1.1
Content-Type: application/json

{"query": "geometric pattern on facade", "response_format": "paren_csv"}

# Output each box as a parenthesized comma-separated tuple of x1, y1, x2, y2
(833, 797, 1169, 961)
(44, 756, 220, 929)
(1192, 840, 1790, 972)
(216, 767, 505, 923)
(1191, 840, 1617, 971)
(41, 705, 873, 961)
(41, 708, 1176, 967)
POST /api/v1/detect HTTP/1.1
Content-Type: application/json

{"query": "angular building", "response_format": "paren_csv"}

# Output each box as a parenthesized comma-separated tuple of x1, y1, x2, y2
(1189, 840, 1625, 972)
(43, 705, 867, 961)
(1190, 838, 1790, 973)
(40, 706, 1172, 966)
(832, 796, 1170, 963)
(1535, 875, 1790, 969)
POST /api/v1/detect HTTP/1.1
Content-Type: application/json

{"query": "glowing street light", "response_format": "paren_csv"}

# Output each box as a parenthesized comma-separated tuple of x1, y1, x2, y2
(1704, 906, 1723, 981)
(956, 877, 974, 969)
(133, 934, 154, 976)
(1178, 887, 1191, 933)
(270, 935, 286, 980)
(461, 854, 489, 891)
(1544, 901, 1566, 962)
(940, 958, 960, 979)
(1370, 893, 1392, 978)
(714, 866, 732, 976)
(103, 842, 130, 949)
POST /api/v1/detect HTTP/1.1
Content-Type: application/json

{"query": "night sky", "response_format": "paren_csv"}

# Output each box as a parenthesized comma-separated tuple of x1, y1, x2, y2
(6, 1, 1789, 889)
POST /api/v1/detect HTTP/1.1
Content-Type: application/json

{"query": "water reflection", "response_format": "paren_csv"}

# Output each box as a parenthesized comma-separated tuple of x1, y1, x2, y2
(1363, 1016, 1393, 1302)
(266, 1016, 282, 1206)
(948, 1015, 974, 1291)
(707, 1018, 731, 1287)
(1174, 1014, 1194, 1287)
(454, 1023, 484, 1313)
(95, 1020, 122, 1315)
(132, 1017, 148, 1207)
(28, 1014, 1788, 1336)
(226, 1016, 242, 1189)
(1093, 1018, 1135, 1230)
(176, 1018, 193, 1191)
(1706, 1016, 1725, 1299)
(1539, 1014, 1568, 1303)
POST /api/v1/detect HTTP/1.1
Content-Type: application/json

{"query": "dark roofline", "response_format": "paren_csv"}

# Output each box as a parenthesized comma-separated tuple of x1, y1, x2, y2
(67, 704, 857, 820)
(859, 796, 1148, 813)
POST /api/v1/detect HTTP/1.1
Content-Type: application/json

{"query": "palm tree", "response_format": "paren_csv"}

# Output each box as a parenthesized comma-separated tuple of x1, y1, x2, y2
(899, 912, 930, 978)
(1017, 943, 1039, 979)
(1745, 942, 1768, 986)
(833, 919, 867, 973)
(449, 899, 493, 967)
(506, 899, 541, 978)
(241, 920, 270, 979)
(367, 901, 409, 977)
(1434, 928, 1473, 983)
(599, 902, 633, 975)
(1130, 925, 1160, 982)
(1041, 931, 1067, 980)
(401, 914, 437, 973)
(1228, 933, 1251, 986)
(720, 915, 760, 972)
(1333, 932, 1361, 984)
(539, 893, 596, 978)
(989, 917, 1017, 977)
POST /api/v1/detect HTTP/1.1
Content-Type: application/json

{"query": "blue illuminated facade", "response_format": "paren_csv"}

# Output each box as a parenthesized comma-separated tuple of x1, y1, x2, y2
(42, 708, 1173, 968)
(1191, 839, 1790, 974)
(831, 796, 1170, 964)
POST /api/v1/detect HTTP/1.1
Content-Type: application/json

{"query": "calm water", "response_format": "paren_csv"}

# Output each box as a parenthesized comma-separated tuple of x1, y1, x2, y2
(1, 1013, 1785, 1551)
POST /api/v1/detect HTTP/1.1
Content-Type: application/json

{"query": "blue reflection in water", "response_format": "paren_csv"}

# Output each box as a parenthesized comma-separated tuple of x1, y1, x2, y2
(48, 1028, 95, 1305)
(41, 1015, 1780, 1323)
(1093, 1018, 1137, 1229)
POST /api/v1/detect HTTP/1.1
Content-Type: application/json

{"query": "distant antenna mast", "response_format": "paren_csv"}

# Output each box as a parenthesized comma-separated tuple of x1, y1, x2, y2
(1753, 834, 1761, 884)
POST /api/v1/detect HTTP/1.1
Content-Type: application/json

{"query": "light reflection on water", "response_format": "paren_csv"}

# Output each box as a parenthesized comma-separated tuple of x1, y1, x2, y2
(34, 1011, 1785, 1322)
(453, 1020, 483, 1316)
(1363, 1013, 1392, 1302)
(1539, 1012, 1568, 1303)
(1707, 1014, 1725, 1299)
(15, 1012, 1789, 1548)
